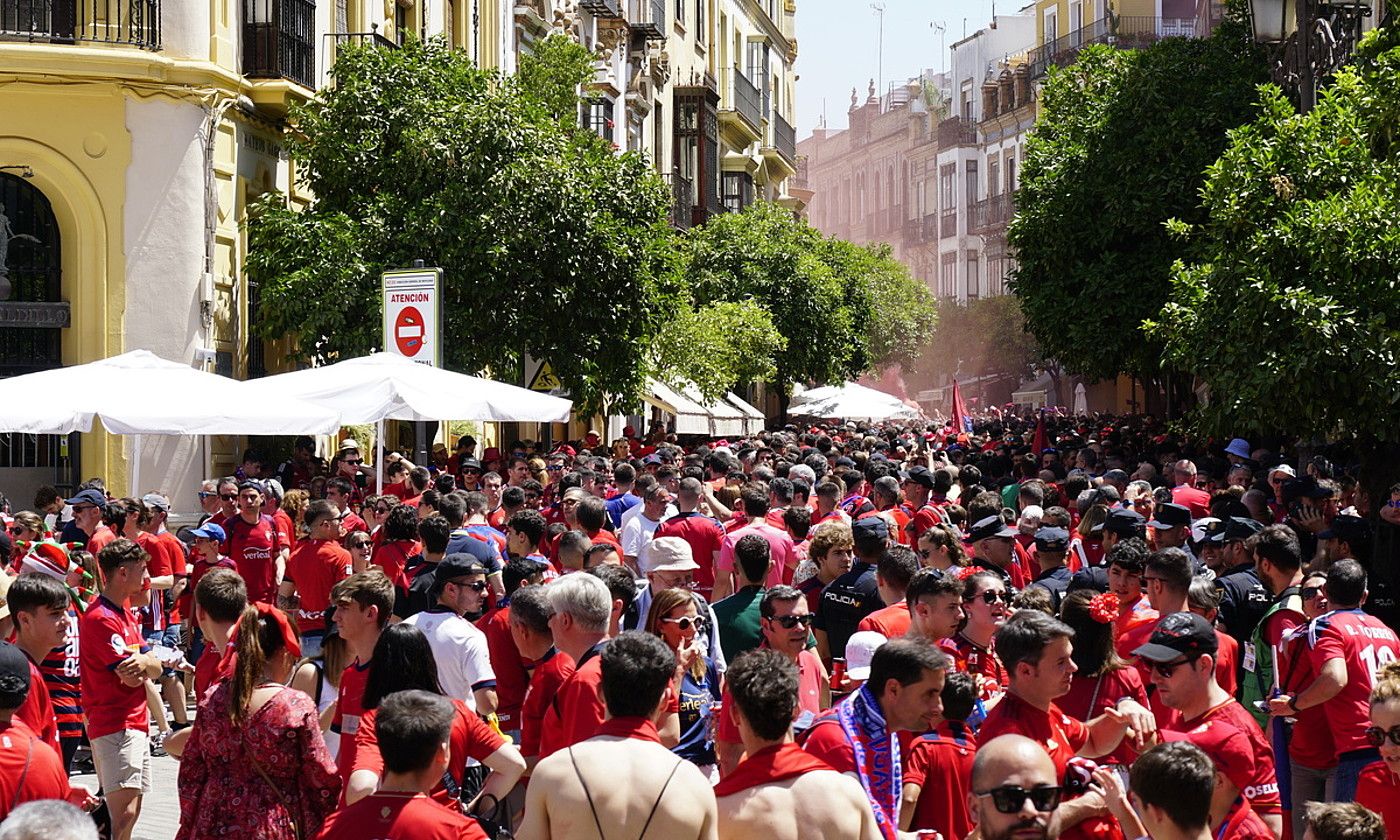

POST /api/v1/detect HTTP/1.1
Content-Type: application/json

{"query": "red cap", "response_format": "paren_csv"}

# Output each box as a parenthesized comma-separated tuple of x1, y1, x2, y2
(1161, 721, 1255, 795)
(483, 447, 502, 462)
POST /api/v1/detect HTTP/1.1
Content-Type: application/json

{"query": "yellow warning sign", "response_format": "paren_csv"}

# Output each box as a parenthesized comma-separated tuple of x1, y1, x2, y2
(528, 360, 562, 392)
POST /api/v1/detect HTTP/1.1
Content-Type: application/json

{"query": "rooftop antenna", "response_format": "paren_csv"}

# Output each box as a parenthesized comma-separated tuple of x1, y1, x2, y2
(870, 3, 886, 109)
(931, 21, 946, 78)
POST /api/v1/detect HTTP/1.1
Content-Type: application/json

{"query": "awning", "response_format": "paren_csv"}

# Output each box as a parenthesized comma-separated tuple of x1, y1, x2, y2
(725, 392, 766, 435)
(685, 385, 745, 438)
(643, 380, 759, 436)
(644, 380, 712, 435)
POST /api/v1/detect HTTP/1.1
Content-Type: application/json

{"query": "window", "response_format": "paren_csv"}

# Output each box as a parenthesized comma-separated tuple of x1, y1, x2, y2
(939, 164, 956, 212)
(965, 159, 978, 208)
(966, 251, 980, 299)
(721, 172, 752, 213)
(696, 0, 705, 30)
(1005, 150, 1017, 192)
(960, 81, 974, 119)
(988, 157, 1001, 197)
(395, 3, 408, 45)
(585, 99, 615, 143)
(747, 41, 770, 117)
(1043, 8, 1057, 41)
(676, 0, 685, 26)
(940, 253, 957, 298)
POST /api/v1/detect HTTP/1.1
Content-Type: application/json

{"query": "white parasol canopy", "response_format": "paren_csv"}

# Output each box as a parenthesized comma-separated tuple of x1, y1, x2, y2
(239, 353, 573, 424)
(0, 350, 342, 435)
(790, 381, 922, 422)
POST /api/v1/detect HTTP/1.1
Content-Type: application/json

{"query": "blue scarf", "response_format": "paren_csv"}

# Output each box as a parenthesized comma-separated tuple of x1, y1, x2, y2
(837, 684, 900, 840)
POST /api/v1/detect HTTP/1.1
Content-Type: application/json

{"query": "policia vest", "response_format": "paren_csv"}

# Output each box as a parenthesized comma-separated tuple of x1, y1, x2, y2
(1241, 585, 1304, 729)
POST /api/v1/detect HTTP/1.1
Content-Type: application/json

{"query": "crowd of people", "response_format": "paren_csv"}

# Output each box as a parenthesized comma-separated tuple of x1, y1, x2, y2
(0, 414, 1396, 840)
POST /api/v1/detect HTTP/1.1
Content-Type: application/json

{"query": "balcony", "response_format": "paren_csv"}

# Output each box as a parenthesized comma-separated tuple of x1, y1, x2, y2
(791, 155, 809, 190)
(244, 0, 316, 90)
(628, 0, 665, 39)
(325, 29, 396, 76)
(718, 67, 763, 142)
(1028, 16, 1205, 78)
(666, 173, 692, 230)
(578, 0, 623, 18)
(0, 0, 161, 49)
(970, 193, 1014, 235)
(904, 214, 928, 244)
(936, 117, 978, 149)
(765, 111, 796, 168)
(940, 210, 957, 239)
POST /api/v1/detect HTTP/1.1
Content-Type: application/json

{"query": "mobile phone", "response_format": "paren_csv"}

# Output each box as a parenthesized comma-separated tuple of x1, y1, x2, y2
(1252, 700, 1270, 713)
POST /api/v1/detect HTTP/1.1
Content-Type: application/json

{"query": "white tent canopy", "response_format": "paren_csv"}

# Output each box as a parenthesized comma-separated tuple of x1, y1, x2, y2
(0, 350, 342, 436)
(240, 353, 573, 425)
(725, 392, 765, 435)
(790, 381, 922, 422)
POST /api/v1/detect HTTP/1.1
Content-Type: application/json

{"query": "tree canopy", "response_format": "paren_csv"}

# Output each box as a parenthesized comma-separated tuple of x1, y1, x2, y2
(1150, 28, 1400, 462)
(916, 295, 1043, 394)
(1007, 19, 1265, 383)
(247, 36, 676, 417)
(680, 202, 936, 411)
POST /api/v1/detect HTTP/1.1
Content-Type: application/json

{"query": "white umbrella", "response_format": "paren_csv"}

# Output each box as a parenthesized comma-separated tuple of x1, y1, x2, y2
(240, 353, 573, 424)
(790, 381, 922, 421)
(242, 353, 574, 493)
(0, 350, 341, 435)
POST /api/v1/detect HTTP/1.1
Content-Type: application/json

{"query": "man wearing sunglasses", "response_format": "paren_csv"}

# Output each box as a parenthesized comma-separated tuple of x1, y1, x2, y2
(1135, 612, 1283, 838)
(966, 734, 1061, 840)
(982, 611, 1156, 839)
(403, 555, 498, 717)
(967, 515, 1023, 590)
(280, 500, 353, 658)
(58, 488, 109, 550)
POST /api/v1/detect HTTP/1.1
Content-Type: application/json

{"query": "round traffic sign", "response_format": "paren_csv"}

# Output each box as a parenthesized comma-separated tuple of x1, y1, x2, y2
(394, 306, 425, 357)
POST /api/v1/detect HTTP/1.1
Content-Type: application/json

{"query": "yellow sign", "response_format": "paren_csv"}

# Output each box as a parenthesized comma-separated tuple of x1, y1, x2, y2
(528, 360, 562, 392)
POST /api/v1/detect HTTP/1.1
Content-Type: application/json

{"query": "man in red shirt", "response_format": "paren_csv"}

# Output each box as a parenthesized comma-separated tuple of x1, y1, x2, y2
(900, 465, 948, 546)
(137, 493, 190, 735)
(1274, 558, 1400, 802)
(962, 734, 1061, 840)
(715, 486, 796, 599)
(905, 568, 965, 644)
(222, 480, 285, 604)
(1136, 611, 1282, 837)
(510, 584, 572, 773)
(330, 569, 395, 786)
(1171, 460, 1213, 519)
(857, 545, 918, 638)
(981, 610, 1155, 839)
(280, 499, 353, 657)
(1126, 741, 1272, 840)
(7, 574, 67, 752)
(714, 649, 879, 840)
(316, 689, 489, 840)
(537, 573, 614, 760)
(0, 642, 95, 821)
(1134, 548, 1237, 698)
(164, 567, 249, 762)
(801, 640, 949, 840)
(79, 539, 163, 840)
(900, 671, 978, 839)
(655, 477, 726, 599)
(473, 558, 536, 740)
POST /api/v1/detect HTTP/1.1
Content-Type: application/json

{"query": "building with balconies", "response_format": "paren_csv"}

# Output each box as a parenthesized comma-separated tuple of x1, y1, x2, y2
(0, 0, 521, 506)
(1027, 0, 1222, 79)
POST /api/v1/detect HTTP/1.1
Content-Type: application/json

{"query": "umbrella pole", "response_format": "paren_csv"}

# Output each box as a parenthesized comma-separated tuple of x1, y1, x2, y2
(131, 434, 142, 497)
(376, 419, 384, 494)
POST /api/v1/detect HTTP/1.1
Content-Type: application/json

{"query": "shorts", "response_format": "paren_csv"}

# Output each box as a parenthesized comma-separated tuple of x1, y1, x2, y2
(91, 730, 152, 794)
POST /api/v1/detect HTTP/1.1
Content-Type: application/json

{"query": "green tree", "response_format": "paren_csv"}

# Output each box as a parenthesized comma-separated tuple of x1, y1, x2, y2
(823, 240, 939, 372)
(1008, 19, 1265, 387)
(1150, 28, 1400, 493)
(654, 301, 786, 403)
(917, 295, 1043, 393)
(246, 36, 676, 417)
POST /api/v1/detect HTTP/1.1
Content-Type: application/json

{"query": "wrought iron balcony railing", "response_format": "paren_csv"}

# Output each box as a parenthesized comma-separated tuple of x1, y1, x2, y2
(0, 0, 160, 49)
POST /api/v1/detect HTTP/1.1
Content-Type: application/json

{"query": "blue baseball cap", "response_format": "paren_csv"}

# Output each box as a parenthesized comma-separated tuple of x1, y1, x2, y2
(64, 488, 107, 508)
(190, 522, 226, 542)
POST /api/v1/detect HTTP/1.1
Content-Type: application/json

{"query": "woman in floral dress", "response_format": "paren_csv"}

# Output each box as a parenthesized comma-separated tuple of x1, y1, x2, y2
(176, 603, 340, 839)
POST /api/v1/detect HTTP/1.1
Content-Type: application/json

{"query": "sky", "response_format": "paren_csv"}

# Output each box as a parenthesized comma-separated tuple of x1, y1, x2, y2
(794, 0, 1000, 140)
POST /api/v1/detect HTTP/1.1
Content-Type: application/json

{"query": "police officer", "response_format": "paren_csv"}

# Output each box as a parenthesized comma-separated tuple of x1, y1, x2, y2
(1029, 527, 1072, 611)
(1212, 516, 1270, 647)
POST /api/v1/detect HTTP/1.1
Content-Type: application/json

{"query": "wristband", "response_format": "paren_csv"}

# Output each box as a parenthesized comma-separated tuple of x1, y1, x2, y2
(1287, 695, 1301, 713)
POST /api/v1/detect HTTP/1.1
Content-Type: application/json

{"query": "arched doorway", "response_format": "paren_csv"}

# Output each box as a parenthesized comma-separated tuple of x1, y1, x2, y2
(0, 172, 79, 498)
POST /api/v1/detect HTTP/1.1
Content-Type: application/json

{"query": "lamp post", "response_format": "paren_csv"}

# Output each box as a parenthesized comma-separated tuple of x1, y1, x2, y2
(1248, 0, 1378, 111)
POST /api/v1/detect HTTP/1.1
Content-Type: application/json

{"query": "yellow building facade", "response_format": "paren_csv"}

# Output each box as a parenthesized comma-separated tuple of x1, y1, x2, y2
(0, 1, 516, 510)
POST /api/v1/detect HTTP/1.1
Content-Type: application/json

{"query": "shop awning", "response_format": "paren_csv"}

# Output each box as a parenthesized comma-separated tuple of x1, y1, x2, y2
(644, 380, 712, 435)
(725, 392, 766, 435)
(643, 380, 759, 436)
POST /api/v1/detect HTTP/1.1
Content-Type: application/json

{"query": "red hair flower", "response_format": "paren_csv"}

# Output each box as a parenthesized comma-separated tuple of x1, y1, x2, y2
(1087, 592, 1120, 624)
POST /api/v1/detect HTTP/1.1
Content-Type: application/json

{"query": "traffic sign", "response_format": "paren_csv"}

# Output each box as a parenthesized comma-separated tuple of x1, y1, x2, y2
(382, 268, 442, 367)
(527, 360, 562, 392)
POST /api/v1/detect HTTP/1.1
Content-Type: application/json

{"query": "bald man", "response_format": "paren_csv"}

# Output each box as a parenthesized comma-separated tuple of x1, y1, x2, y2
(714, 650, 880, 840)
(519, 632, 717, 840)
(969, 735, 1062, 840)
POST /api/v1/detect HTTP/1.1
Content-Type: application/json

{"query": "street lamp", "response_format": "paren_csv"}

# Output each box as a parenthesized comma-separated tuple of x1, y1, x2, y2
(1248, 0, 1377, 110)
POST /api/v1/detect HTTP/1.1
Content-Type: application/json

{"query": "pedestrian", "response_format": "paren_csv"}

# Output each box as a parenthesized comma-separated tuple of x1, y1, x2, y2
(78, 539, 162, 840)
(802, 639, 949, 840)
(949, 570, 1012, 698)
(314, 690, 490, 840)
(343, 624, 524, 812)
(1057, 589, 1149, 767)
(402, 555, 497, 716)
(520, 632, 718, 840)
(175, 603, 339, 840)
(279, 499, 352, 658)
(329, 569, 395, 786)
(0, 800, 98, 840)
(222, 480, 286, 605)
(711, 534, 770, 662)
(1302, 803, 1385, 840)
(713, 649, 878, 840)
(1119, 742, 1223, 840)
(6, 574, 67, 752)
(899, 671, 978, 839)
(966, 734, 1061, 840)
(646, 587, 722, 778)
(903, 567, 965, 644)
(0, 642, 92, 821)
(813, 517, 885, 666)
(165, 567, 248, 760)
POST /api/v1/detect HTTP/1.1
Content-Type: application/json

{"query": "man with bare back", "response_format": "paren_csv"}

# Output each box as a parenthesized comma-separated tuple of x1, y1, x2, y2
(518, 631, 717, 840)
(714, 649, 881, 840)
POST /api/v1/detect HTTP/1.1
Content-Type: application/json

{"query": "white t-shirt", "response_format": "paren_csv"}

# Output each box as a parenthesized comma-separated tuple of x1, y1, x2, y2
(403, 607, 496, 709)
(620, 512, 665, 560)
(618, 501, 677, 536)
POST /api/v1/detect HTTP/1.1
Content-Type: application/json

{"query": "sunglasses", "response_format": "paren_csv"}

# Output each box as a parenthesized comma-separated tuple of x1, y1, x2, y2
(220, 494, 238, 501)
(8, 527, 25, 536)
(1147, 657, 1197, 679)
(661, 616, 699, 631)
(452, 579, 489, 593)
(198, 491, 217, 499)
(1365, 726, 1400, 747)
(373, 506, 392, 514)
(770, 614, 815, 629)
(976, 785, 1063, 814)
(547, 465, 563, 471)
(1301, 586, 1325, 600)
(918, 549, 933, 559)
(968, 590, 1013, 605)
(348, 541, 371, 550)
(462, 469, 481, 475)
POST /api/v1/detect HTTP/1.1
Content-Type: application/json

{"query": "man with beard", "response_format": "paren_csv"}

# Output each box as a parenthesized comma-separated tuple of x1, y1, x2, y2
(968, 734, 1062, 840)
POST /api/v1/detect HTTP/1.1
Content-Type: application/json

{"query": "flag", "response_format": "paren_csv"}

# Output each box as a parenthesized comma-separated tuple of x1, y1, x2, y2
(951, 379, 973, 434)
(1032, 411, 1047, 456)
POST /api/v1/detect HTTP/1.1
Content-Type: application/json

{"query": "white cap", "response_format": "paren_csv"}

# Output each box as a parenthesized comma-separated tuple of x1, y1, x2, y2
(641, 537, 700, 575)
(338, 438, 361, 452)
(1269, 464, 1297, 479)
(140, 493, 170, 512)
(844, 631, 888, 681)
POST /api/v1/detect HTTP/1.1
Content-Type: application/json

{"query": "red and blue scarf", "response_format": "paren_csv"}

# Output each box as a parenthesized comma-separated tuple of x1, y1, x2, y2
(837, 684, 900, 840)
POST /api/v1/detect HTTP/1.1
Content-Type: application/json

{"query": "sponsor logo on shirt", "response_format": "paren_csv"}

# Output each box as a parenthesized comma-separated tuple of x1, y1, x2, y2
(109, 634, 128, 657)
(1244, 782, 1279, 799)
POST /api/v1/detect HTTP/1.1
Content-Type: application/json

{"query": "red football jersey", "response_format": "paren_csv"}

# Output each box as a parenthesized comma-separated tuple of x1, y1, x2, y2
(1306, 608, 1400, 757)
